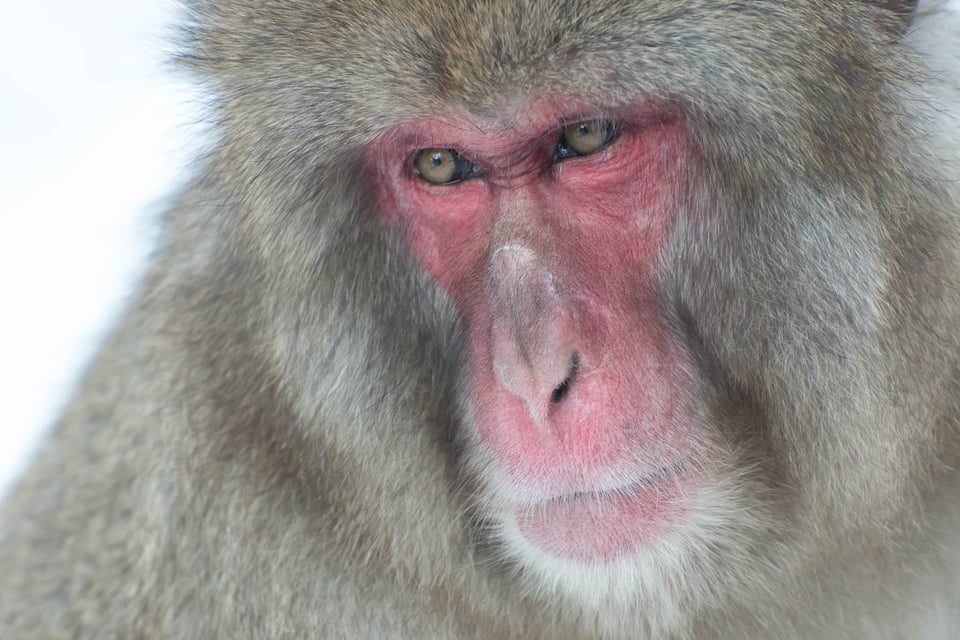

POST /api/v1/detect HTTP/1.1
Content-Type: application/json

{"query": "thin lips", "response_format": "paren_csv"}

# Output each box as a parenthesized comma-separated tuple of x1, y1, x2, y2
(510, 462, 682, 508)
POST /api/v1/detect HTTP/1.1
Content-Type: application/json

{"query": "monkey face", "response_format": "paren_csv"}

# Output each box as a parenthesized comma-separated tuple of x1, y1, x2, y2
(371, 106, 697, 564)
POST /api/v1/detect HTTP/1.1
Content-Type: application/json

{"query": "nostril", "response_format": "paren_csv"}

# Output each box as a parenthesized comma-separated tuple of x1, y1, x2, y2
(549, 378, 570, 406)
(549, 353, 580, 406)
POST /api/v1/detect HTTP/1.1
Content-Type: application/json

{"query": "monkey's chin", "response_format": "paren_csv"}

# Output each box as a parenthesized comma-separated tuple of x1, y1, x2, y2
(511, 469, 685, 564)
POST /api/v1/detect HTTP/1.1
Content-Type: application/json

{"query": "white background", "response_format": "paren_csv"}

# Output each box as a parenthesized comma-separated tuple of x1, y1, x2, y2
(1, 2, 958, 498)
(0, 0, 198, 496)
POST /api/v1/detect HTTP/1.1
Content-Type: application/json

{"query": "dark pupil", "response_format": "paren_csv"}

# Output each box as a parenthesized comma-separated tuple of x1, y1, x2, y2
(431, 153, 444, 166)
(578, 124, 590, 136)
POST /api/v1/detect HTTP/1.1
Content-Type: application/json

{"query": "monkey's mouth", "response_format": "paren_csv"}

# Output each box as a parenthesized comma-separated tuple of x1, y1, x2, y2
(513, 465, 685, 563)
(560, 464, 677, 503)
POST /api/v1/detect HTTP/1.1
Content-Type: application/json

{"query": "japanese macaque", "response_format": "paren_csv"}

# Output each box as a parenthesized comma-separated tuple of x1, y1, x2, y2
(2, 0, 960, 638)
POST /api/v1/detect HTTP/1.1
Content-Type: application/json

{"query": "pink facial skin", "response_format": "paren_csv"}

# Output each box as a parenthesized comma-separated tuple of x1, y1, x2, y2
(371, 101, 693, 563)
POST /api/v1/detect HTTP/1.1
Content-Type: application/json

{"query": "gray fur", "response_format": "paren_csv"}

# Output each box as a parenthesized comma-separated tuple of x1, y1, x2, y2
(2, 1, 959, 638)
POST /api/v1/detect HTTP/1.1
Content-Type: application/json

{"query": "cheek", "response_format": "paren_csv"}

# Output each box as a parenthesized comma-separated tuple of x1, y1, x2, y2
(379, 182, 492, 292)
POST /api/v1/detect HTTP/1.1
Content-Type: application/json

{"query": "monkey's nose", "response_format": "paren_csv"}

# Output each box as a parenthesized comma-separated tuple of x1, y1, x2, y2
(492, 342, 581, 431)
(487, 243, 583, 429)
(491, 312, 582, 431)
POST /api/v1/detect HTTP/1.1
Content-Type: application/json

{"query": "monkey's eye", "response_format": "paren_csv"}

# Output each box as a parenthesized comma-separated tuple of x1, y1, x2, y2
(413, 148, 482, 185)
(556, 119, 620, 160)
